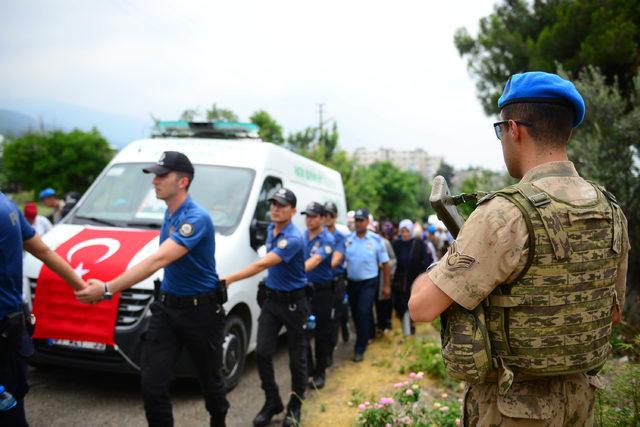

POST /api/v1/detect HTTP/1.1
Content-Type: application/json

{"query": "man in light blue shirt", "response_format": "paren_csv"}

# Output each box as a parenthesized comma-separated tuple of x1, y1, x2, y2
(344, 208, 390, 361)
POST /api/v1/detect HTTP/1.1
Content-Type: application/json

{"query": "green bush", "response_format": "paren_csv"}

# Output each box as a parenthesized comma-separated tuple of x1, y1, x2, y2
(400, 338, 447, 380)
(595, 361, 640, 426)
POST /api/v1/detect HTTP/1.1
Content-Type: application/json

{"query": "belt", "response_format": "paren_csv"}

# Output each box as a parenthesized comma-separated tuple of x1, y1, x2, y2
(159, 291, 219, 308)
(265, 287, 308, 303)
(310, 280, 333, 290)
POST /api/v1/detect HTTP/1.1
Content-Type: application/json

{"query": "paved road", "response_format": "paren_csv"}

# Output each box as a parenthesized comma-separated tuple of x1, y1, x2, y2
(24, 333, 353, 426)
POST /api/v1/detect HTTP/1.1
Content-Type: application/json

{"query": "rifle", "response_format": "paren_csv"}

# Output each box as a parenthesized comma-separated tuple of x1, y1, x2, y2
(429, 175, 487, 239)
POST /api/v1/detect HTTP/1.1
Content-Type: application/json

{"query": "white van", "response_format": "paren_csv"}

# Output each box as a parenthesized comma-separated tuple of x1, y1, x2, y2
(22, 121, 347, 389)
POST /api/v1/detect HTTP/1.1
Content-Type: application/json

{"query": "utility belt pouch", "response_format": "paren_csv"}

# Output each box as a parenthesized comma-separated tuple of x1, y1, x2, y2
(153, 278, 162, 300)
(217, 281, 228, 305)
(0, 311, 26, 352)
(257, 280, 268, 308)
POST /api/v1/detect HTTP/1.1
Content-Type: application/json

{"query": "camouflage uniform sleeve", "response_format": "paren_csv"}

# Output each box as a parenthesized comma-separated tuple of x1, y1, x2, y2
(428, 197, 529, 310)
(615, 211, 630, 311)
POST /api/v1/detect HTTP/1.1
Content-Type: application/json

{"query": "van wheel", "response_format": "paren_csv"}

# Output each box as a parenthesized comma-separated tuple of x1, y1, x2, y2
(222, 314, 247, 391)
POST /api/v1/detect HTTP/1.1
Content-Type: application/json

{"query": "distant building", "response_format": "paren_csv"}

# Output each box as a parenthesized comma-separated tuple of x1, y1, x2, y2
(352, 147, 443, 179)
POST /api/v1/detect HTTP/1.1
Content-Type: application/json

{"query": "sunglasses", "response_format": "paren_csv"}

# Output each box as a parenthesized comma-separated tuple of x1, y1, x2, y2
(493, 120, 532, 140)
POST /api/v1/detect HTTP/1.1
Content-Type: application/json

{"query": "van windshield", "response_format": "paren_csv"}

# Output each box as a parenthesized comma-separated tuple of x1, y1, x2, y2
(72, 163, 255, 235)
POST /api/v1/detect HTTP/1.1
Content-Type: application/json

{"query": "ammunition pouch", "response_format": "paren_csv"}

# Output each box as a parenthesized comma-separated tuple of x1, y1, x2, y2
(440, 302, 492, 384)
(217, 281, 228, 305)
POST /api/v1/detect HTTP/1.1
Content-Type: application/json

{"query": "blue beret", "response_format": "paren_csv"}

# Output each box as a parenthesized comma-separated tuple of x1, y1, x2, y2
(497, 72, 585, 127)
(39, 188, 56, 199)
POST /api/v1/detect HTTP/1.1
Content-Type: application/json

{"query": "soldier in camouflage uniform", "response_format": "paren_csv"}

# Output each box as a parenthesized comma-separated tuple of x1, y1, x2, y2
(409, 71, 630, 426)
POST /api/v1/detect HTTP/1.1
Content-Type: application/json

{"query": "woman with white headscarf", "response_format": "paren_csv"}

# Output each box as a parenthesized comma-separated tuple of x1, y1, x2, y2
(391, 219, 431, 335)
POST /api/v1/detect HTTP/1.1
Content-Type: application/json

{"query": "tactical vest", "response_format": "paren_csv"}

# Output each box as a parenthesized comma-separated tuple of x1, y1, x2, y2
(440, 180, 624, 388)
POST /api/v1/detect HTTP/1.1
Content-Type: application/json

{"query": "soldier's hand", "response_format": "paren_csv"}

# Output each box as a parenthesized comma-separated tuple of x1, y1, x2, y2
(75, 279, 105, 304)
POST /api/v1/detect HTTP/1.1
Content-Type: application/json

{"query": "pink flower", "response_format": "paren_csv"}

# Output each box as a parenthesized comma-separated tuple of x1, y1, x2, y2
(358, 403, 367, 412)
(409, 372, 417, 379)
(379, 397, 395, 405)
(415, 372, 424, 380)
(439, 406, 450, 412)
(405, 389, 414, 396)
(374, 404, 382, 409)
(393, 382, 404, 388)
(385, 424, 391, 427)
(455, 418, 461, 426)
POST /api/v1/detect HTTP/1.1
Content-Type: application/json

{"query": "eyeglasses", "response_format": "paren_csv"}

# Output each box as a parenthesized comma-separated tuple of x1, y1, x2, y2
(493, 120, 532, 140)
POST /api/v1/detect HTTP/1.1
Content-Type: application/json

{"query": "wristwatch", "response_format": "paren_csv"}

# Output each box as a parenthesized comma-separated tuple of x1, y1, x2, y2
(103, 282, 113, 301)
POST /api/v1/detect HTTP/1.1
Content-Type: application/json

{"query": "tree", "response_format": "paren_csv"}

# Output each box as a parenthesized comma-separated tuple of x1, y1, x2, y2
(435, 161, 455, 183)
(3, 128, 115, 195)
(286, 127, 317, 154)
(206, 103, 239, 122)
(455, 0, 640, 115)
(567, 67, 640, 323)
(250, 110, 284, 144)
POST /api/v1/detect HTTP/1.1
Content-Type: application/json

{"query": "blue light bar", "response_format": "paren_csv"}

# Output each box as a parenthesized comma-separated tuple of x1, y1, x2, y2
(154, 121, 261, 139)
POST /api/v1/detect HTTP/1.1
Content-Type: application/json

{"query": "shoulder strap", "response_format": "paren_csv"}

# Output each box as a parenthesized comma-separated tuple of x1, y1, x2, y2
(513, 182, 572, 261)
(587, 181, 624, 254)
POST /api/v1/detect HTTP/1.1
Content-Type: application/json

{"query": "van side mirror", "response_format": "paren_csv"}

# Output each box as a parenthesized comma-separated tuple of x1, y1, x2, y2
(250, 216, 270, 250)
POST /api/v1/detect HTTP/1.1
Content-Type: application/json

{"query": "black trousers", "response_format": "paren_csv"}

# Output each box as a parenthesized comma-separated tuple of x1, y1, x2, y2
(0, 337, 30, 427)
(307, 282, 335, 377)
(141, 300, 229, 427)
(256, 294, 309, 408)
(330, 274, 348, 348)
(375, 297, 393, 331)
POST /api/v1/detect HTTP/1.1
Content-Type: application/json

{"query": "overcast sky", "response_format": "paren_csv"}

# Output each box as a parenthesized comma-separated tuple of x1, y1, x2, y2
(0, 0, 506, 170)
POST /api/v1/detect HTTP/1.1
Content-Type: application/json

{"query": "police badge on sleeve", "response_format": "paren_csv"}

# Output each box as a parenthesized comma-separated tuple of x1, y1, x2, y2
(179, 223, 194, 237)
(277, 238, 288, 249)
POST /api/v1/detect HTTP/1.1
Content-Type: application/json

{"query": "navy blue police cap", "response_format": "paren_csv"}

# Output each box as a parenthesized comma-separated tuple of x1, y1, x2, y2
(268, 188, 297, 207)
(301, 202, 325, 216)
(497, 72, 585, 128)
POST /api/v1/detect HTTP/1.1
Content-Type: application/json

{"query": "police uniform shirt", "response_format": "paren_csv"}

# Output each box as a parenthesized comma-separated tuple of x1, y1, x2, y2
(0, 192, 35, 318)
(344, 230, 390, 281)
(428, 161, 630, 312)
(266, 221, 307, 292)
(160, 195, 219, 296)
(304, 228, 335, 284)
(329, 228, 347, 277)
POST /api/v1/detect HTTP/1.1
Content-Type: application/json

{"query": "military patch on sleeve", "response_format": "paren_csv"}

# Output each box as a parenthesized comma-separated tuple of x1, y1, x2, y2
(179, 223, 194, 237)
(277, 238, 288, 249)
(445, 242, 476, 271)
(324, 245, 332, 254)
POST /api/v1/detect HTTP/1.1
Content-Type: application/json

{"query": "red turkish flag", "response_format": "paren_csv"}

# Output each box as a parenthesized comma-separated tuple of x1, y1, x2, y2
(32, 227, 159, 345)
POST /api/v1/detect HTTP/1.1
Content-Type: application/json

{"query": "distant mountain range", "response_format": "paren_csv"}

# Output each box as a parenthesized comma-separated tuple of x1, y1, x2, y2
(0, 99, 154, 148)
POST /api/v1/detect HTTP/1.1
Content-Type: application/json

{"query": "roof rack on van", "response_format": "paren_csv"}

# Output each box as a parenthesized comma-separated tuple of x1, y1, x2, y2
(153, 121, 261, 140)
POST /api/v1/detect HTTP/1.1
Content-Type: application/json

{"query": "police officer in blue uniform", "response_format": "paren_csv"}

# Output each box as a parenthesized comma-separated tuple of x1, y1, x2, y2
(223, 188, 308, 427)
(344, 208, 390, 362)
(322, 202, 349, 360)
(77, 151, 229, 427)
(301, 202, 335, 390)
(1, 192, 87, 426)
